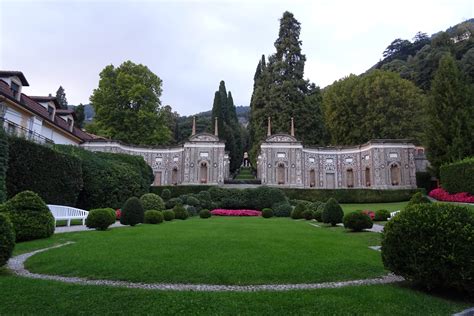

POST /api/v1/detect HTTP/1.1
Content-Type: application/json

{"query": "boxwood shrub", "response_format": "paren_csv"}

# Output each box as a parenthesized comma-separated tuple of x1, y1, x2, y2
(7, 137, 82, 206)
(120, 197, 144, 226)
(272, 202, 292, 217)
(0, 191, 55, 241)
(144, 210, 163, 224)
(0, 213, 14, 266)
(165, 197, 183, 209)
(163, 210, 175, 221)
(375, 209, 390, 221)
(173, 204, 189, 220)
(343, 212, 373, 232)
(322, 198, 343, 226)
(161, 188, 171, 201)
(140, 193, 165, 211)
(440, 157, 474, 195)
(302, 210, 314, 220)
(86, 208, 116, 231)
(291, 203, 306, 219)
(262, 208, 273, 218)
(382, 203, 474, 294)
(199, 209, 211, 218)
(406, 192, 431, 207)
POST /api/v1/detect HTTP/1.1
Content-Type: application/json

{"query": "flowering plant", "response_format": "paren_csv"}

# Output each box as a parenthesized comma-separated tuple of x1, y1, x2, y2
(429, 188, 474, 203)
(361, 210, 375, 220)
(210, 209, 261, 216)
(115, 209, 121, 220)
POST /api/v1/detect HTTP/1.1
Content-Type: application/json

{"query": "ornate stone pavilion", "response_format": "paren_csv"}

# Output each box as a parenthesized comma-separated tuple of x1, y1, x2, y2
(82, 118, 230, 186)
(256, 118, 424, 189)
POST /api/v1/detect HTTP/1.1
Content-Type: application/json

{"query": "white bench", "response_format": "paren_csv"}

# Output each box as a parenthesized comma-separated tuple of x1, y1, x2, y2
(389, 210, 401, 220)
(48, 205, 89, 226)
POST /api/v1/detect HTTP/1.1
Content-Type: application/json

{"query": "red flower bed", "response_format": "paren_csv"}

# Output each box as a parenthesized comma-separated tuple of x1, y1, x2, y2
(115, 209, 121, 220)
(361, 210, 375, 220)
(429, 188, 474, 203)
(210, 209, 262, 216)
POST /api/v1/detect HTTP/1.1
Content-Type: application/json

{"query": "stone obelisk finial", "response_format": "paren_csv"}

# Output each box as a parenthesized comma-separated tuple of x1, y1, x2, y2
(290, 117, 295, 137)
(267, 117, 271, 136)
(191, 116, 196, 136)
(214, 117, 218, 136)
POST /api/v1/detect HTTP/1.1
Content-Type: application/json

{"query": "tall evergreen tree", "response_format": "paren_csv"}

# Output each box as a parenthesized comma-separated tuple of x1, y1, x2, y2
(55, 86, 68, 110)
(74, 103, 85, 128)
(424, 54, 474, 176)
(248, 11, 327, 160)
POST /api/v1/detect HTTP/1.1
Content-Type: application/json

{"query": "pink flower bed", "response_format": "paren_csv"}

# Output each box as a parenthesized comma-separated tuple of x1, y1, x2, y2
(429, 188, 474, 203)
(210, 209, 262, 216)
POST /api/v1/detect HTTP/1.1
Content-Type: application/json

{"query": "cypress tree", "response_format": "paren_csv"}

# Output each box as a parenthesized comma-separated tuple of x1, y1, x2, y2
(248, 11, 327, 159)
(120, 197, 144, 226)
(424, 54, 474, 176)
(55, 86, 68, 110)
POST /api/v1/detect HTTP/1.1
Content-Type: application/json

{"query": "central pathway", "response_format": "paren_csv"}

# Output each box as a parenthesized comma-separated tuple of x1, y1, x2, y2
(7, 243, 404, 292)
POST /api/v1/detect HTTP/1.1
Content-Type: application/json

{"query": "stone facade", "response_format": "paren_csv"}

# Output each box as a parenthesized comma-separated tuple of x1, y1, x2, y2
(81, 133, 229, 186)
(257, 134, 422, 189)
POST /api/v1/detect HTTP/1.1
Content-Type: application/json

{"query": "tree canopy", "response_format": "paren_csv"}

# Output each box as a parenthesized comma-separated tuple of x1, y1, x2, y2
(55, 86, 68, 110)
(88, 61, 171, 145)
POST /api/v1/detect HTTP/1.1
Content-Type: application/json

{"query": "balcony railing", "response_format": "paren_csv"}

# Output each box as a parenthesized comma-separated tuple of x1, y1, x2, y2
(2, 118, 54, 145)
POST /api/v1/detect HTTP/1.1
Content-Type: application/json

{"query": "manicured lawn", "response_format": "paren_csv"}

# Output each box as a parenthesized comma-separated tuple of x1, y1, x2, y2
(0, 272, 470, 315)
(341, 201, 408, 215)
(235, 168, 255, 180)
(22, 217, 385, 285)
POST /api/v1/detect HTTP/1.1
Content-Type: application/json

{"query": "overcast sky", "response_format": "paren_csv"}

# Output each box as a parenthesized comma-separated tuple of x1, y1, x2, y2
(1, 0, 472, 115)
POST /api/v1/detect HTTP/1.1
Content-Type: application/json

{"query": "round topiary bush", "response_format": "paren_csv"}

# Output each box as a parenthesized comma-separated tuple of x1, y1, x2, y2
(406, 192, 431, 207)
(186, 196, 200, 207)
(375, 209, 390, 221)
(186, 206, 198, 216)
(173, 204, 189, 220)
(144, 210, 163, 224)
(165, 197, 183, 209)
(314, 203, 325, 222)
(291, 203, 306, 219)
(86, 208, 116, 231)
(0, 191, 55, 241)
(382, 203, 474, 294)
(163, 210, 175, 221)
(0, 213, 15, 266)
(343, 212, 373, 232)
(199, 209, 211, 219)
(272, 202, 292, 217)
(140, 193, 165, 211)
(322, 198, 344, 226)
(302, 210, 314, 220)
(161, 188, 171, 201)
(262, 208, 273, 218)
(120, 197, 144, 226)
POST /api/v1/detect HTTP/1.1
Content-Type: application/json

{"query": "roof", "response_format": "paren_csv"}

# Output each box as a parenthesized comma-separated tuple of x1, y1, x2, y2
(29, 96, 61, 109)
(0, 71, 29, 86)
(0, 80, 93, 142)
(56, 108, 77, 119)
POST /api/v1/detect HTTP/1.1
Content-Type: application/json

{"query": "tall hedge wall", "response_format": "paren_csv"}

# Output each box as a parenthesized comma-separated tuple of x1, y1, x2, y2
(7, 137, 83, 206)
(0, 127, 8, 203)
(440, 157, 474, 195)
(150, 185, 420, 203)
(56, 145, 153, 210)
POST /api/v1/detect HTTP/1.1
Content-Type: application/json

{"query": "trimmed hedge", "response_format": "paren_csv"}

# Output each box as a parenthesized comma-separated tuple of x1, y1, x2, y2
(7, 137, 82, 206)
(86, 208, 116, 230)
(440, 157, 474, 195)
(120, 197, 144, 226)
(0, 191, 55, 242)
(152, 186, 421, 203)
(406, 192, 431, 207)
(382, 203, 474, 294)
(343, 212, 373, 232)
(0, 213, 14, 266)
(375, 209, 390, 221)
(163, 210, 175, 221)
(282, 188, 421, 203)
(272, 202, 292, 217)
(0, 128, 8, 203)
(173, 204, 189, 220)
(302, 210, 314, 220)
(161, 189, 171, 201)
(291, 203, 306, 219)
(56, 145, 153, 210)
(416, 172, 434, 193)
(144, 210, 163, 224)
(140, 193, 165, 211)
(199, 209, 211, 218)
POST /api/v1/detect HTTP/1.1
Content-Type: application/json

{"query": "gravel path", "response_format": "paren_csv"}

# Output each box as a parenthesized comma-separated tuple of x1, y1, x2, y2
(7, 243, 404, 292)
(55, 222, 126, 234)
